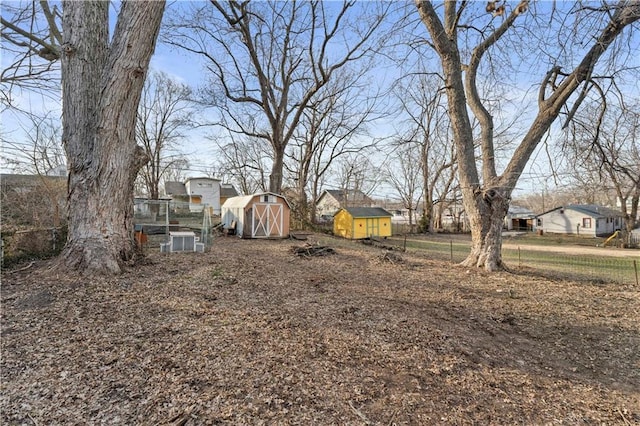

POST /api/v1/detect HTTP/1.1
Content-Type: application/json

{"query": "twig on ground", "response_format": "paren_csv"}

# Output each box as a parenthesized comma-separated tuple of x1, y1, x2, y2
(6, 261, 35, 274)
(618, 408, 632, 426)
(348, 400, 372, 425)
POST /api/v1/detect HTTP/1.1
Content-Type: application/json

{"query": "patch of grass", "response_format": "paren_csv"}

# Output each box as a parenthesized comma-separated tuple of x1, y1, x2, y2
(210, 266, 224, 278)
(387, 236, 637, 284)
(503, 233, 605, 247)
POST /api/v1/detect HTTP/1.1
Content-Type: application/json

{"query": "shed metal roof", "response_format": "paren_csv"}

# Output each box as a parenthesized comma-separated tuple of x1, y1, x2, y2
(222, 192, 291, 209)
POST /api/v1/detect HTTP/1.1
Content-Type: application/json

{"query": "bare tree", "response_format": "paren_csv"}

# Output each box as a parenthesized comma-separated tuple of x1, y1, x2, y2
(1, 1, 62, 107)
(334, 153, 382, 203)
(2, 113, 65, 175)
(1, 114, 66, 227)
(59, 1, 165, 274)
(390, 71, 459, 232)
(284, 72, 380, 224)
(167, 0, 390, 194)
(136, 71, 193, 200)
(384, 144, 423, 228)
(3, 1, 165, 274)
(561, 98, 640, 232)
(213, 135, 270, 195)
(415, 0, 640, 271)
(162, 158, 191, 187)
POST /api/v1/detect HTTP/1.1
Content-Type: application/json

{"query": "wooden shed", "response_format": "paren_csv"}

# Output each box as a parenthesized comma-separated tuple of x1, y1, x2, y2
(333, 207, 392, 239)
(221, 192, 291, 238)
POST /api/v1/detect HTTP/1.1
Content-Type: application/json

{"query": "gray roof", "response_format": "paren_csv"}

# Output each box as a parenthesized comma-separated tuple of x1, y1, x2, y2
(164, 181, 187, 196)
(220, 184, 239, 198)
(508, 205, 536, 219)
(567, 204, 623, 218)
(338, 207, 392, 218)
(537, 204, 623, 218)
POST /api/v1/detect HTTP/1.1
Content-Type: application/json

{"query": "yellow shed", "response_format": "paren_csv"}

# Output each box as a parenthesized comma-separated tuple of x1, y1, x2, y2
(333, 207, 393, 239)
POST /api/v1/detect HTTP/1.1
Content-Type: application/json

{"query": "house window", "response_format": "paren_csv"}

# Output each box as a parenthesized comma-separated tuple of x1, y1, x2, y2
(582, 218, 592, 228)
(537, 218, 542, 227)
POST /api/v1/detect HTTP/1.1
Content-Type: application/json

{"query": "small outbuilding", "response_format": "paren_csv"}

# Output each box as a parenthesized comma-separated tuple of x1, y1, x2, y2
(221, 192, 291, 238)
(333, 207, 392, 239)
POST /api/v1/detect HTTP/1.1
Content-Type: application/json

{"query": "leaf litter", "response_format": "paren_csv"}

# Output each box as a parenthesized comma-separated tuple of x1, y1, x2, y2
(1, 234, 639, 424)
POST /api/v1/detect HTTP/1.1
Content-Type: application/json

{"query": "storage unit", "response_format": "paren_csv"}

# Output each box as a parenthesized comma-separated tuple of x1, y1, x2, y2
(333, 207, 392, 239)
(220, 192, 291, 238)
(160, 231, 205, 253)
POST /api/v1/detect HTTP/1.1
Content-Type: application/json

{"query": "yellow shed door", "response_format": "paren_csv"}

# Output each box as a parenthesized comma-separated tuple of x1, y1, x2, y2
(352, 217, 379, 239)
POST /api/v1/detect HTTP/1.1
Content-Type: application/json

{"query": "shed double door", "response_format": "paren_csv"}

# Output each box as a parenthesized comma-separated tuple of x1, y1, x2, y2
(250, 203, 284, 238)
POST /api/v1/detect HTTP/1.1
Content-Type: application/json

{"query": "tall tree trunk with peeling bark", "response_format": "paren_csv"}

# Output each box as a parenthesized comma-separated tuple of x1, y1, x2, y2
(415, 0, 639, 271)
(60, 1, 165, 274)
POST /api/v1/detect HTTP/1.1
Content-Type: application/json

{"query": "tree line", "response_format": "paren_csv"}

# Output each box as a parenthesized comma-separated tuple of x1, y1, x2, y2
(1, 0, 638, 274)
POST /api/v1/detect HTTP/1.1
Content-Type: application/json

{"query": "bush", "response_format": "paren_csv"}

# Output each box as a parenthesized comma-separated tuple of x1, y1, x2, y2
(1, 226, 67, 269)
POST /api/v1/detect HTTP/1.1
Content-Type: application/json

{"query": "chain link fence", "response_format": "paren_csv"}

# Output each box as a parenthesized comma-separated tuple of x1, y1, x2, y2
(387, 237, 639, 285)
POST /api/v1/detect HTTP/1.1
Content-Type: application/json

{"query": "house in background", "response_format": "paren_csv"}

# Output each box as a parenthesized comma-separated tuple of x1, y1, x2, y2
(221, 192, 291, 238)
(316, 189, 374, 219)
(333, 207, 392, 239)
(220, 183, 239, 206)
(535, 204, 623, 237)
(164, 177, 221, 214)
(504, 205, 536, 231)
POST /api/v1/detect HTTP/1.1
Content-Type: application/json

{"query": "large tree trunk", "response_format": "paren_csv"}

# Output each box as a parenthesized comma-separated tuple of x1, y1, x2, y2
(60, 0, 165, 274)
(269, 149, 284, 194)
(461, 187, 510, 270)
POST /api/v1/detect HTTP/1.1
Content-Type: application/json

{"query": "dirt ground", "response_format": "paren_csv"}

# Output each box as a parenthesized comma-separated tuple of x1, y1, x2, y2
(2, 234, 639, 425)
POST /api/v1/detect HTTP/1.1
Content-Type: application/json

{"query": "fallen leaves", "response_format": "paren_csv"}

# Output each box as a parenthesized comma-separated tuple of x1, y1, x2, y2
(1, 235, 639, 424)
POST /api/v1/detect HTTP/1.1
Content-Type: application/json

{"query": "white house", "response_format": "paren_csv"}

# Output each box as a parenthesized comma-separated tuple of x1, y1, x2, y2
(315, 189, 373, 218)
(535, 204, 623, 237)
(164, 177, 222, 214)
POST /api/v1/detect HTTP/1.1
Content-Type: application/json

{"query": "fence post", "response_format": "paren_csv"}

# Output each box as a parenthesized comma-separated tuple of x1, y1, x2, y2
(634, 260, 638, 286)
(518, 246, 521, 268)
(450, 240, 453, 263)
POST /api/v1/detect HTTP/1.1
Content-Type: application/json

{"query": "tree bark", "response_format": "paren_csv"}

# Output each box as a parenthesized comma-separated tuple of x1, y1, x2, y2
(60, 0, 165, 274)
(269, 150, 284, 194)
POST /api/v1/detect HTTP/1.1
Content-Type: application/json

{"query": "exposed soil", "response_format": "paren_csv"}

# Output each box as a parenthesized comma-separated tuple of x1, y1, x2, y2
(2, 234, 639, 425)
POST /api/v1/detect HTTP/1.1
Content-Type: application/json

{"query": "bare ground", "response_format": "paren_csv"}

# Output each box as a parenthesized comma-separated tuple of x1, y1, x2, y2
(1, 234, 639, 425)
